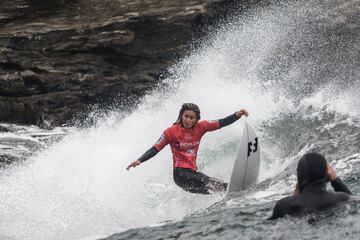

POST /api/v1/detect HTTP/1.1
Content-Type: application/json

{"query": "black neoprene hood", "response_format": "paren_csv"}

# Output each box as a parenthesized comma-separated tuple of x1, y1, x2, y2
(297, 152, 327, 191)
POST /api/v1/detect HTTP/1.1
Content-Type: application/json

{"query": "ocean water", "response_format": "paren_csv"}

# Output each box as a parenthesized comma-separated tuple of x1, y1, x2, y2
(0, 0, 359, 239)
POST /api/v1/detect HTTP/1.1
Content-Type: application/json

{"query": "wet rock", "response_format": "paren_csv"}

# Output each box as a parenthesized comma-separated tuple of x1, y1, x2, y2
(27, 0, 65, 11)
(0, 74, 26, 96)
(0, 0, 262, 127)
(0, 154, 20, 168)
(20, 70, 44, 90)
(0, 125, 10, 132)
(0, 97, 41, 124)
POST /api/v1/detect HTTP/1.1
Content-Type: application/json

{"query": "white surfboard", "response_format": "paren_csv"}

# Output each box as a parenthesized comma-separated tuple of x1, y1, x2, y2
(227, 121, 260, 193)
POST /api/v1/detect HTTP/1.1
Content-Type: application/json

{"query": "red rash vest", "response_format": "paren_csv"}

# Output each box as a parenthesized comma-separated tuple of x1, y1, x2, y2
(153, 120, 220, 171)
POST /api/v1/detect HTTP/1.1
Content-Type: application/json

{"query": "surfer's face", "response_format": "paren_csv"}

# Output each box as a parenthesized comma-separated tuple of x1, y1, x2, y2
(182, 110, 197, 128)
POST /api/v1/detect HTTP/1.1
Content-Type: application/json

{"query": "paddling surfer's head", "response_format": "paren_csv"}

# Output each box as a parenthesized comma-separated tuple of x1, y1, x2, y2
(174, 103, 201, 128)
(297, 152, 327, 192)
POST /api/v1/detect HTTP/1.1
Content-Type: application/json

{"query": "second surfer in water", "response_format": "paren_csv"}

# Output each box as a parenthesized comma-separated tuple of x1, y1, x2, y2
(126, 103, 249, 194)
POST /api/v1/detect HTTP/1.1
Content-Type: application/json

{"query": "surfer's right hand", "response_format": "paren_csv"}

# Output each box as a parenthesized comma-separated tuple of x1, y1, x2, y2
(326, 164, 337, 182)
(126, 160, 141, 170)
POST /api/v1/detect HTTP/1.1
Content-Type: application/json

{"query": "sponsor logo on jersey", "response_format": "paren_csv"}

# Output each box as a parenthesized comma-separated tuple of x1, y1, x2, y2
(208, 120, 217, 123)
(155, 133, 164, 145)
(179, 141, 200, 148)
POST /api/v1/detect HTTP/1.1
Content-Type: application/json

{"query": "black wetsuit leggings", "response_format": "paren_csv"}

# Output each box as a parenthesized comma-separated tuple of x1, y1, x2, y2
(173, 168, 228, 194)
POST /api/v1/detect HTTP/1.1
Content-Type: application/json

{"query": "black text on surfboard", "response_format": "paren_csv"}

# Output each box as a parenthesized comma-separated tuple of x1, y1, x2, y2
(247, 137, 258, 157)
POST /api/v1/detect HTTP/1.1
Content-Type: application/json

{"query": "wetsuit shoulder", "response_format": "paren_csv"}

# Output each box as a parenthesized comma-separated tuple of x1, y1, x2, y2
(196, 120, 208, 127)
(291, 191, 350, 214)
(197, 120, 220, 132)
(153, 126, 174, 151)
(166, 124, 179, 132)
(163, 124, 180, 139)
(332, 191, 351, 202)
(269, 196, 295, 220)
(195, 120, 207, 132)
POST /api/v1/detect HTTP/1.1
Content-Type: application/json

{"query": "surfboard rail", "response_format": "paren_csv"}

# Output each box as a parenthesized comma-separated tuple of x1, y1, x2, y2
(227, 121, 260, 193)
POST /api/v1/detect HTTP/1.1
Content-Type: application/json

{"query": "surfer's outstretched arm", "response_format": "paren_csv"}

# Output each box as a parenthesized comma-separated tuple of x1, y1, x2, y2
(126, 130, 170, 170)
(139, 147, 159, 163)
(126, 147, 159, 170)
(218, 109, 249, 128)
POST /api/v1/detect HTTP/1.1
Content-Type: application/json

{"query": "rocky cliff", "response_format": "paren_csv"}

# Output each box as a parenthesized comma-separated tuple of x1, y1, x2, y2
(0, 0, 257, 128)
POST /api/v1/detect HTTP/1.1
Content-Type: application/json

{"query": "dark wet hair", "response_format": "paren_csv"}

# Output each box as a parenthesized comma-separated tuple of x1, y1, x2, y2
(174, 103, 201, 125)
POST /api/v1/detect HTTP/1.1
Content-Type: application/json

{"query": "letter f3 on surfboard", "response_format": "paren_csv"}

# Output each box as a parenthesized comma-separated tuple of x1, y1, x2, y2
(227, 121, 260, 193)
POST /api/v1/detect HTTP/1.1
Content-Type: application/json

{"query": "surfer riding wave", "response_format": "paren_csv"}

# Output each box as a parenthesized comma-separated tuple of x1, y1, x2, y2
(126, 103, 249, 194)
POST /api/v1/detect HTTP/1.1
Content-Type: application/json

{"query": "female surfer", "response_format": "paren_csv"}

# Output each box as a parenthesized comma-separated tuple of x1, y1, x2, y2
(126, 103, 249, 194)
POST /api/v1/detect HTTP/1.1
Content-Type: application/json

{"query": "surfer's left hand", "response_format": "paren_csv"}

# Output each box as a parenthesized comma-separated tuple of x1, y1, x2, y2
(235, 109, 249, 118)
